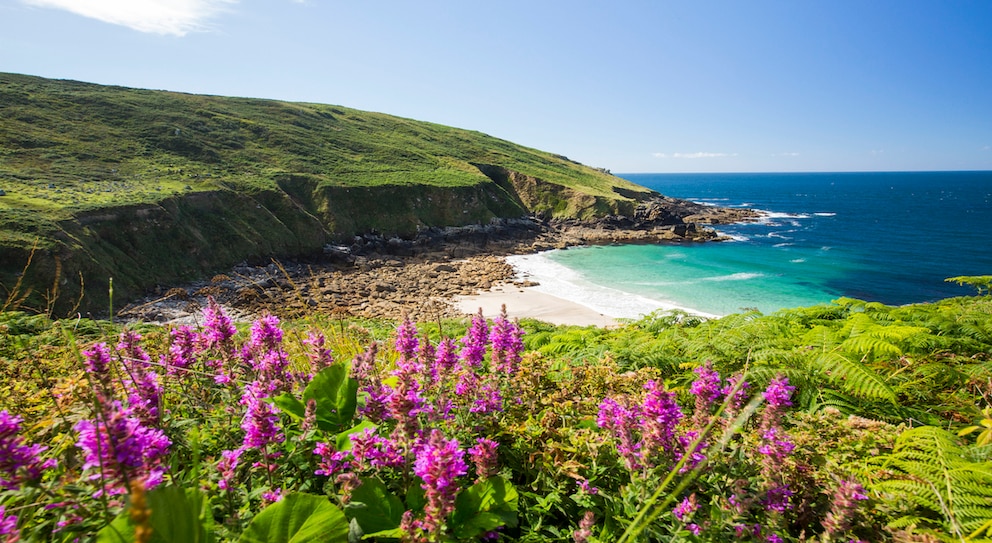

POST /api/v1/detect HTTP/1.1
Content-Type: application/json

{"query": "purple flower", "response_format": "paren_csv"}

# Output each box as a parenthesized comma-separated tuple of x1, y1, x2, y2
(766, 533, 783, 543)
(202, 296, 237, 349)
(217, 448, 242, 491)
(676, 430, 707, 472)
(239, 382, 285, 452)
(469, 381, 503, 414)
(597, 397, 644, 471)
(249, 314, 283, 352)
(303, 331, 335, 374)
(577, 478, 599, 495)
(434, 338, 460, 376)
(413, 430, 468, 536)
(117, 330, 162, 425)
(0, 505, 19, 542)
(82, 342, 114, 404)
(75, 401, 171, 496)
(417, 339, 437, 386)
(490, 305, 524, 374)
(251, 349, 291, 397)
(689, 362, 723, 405)
(164, 325, 198, 376)
(358, 383, 391, 422)
(763, 375, 795, 410)
(313, 442, 350, 477)
(388, 357, 428, 441)
(641, 380, 683, 464)
(394, 315, 420, 362)
(460, 310, 489, 368)
(722, 374, 751, 412)
(468, 438, 499, 481)
(262, 488, 284, 504)
(687, 523, 702, 536)
(350, 428, 405, 470)
(758, 427, 795, 460)
(0, 411, 56, 490)
(673, 494, 698, 521)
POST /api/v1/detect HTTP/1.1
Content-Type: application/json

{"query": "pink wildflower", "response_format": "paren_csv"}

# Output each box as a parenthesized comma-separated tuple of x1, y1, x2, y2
(0, 410, 56, 490)
(413, 430, 467, 537)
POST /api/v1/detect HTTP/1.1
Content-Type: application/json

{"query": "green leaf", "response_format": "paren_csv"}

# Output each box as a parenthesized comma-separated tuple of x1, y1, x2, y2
(336, 420, 377, 451)
(273, 392, 306, 419)
(238, 493, 349, 543)
(405, 484, 426, 512)
(344, 477, 405, 535)
(303, 364, 359, 432)
(451, 477, 519, 539)
(97, 485, 215, 543)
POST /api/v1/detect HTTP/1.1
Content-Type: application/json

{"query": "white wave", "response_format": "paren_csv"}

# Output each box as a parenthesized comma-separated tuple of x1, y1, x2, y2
(754, 209, 812, 223)
(766, 232, 792, 240)
(701, 272, 763, 282)
(790, 258, 807, 263)
(713, 230, 749, 242)
(505, 252, 720, 319)
(814, 212, 836, 217)
(772, 242, 794, 248)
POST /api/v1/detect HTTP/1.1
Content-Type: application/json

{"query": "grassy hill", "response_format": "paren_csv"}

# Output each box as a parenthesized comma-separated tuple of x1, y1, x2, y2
(0, 73, 659, 314)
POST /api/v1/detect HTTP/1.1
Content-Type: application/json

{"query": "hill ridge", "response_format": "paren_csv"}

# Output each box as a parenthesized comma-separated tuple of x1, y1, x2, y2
(0, 72, 751, 315)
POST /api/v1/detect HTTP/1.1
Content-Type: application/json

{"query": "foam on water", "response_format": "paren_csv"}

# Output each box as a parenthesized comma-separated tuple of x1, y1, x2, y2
(505, 253, 719, 319)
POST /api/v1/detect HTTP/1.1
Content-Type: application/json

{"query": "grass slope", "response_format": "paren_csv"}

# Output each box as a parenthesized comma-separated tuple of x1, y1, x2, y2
(0, 72, 655, 314)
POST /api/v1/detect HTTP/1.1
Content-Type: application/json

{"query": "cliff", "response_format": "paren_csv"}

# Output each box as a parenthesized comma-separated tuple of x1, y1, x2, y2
(0, 73, 752, 315)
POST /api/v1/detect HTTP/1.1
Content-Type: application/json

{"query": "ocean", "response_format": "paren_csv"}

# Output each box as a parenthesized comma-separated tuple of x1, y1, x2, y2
(507, 171, 992, 318)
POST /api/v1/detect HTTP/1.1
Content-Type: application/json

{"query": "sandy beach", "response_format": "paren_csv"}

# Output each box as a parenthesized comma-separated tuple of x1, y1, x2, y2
(454, 285, 620, 327)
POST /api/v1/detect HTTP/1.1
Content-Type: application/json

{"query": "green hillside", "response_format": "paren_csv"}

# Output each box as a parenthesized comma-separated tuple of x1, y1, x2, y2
(0, 73, 659, 314)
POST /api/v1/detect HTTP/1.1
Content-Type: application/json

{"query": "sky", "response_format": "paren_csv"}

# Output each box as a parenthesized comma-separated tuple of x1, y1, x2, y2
(1, 0, 991, 173)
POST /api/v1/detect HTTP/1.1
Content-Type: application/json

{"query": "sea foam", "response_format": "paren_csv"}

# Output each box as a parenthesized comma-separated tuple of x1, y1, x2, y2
(505, 253, 718, 319)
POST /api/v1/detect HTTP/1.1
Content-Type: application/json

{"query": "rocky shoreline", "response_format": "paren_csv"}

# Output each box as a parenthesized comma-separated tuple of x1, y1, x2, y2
(118, 200, 758, 324)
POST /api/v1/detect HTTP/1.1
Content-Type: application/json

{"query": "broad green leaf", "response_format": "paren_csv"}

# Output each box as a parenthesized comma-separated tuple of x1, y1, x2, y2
(406, 484, 426, 512)
(238, 493, 349, 543)
(344, 477, 405, 535)
(303, 364, 359, 432)
(336, 420, 377, 451)
(451, 477, 519, 539)
(273, 392, 306, 419)
(97, 485, 215, 543)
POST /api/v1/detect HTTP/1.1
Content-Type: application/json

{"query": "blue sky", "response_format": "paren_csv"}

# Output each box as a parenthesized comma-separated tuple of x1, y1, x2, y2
(1, 0, 990, 173)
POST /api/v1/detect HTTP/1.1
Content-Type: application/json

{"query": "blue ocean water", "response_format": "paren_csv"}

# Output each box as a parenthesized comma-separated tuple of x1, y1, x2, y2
(511, 171, 992, 317)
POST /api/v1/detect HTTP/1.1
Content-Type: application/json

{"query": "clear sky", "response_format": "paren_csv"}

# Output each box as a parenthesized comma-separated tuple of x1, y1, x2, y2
(2, 0, 991, 173)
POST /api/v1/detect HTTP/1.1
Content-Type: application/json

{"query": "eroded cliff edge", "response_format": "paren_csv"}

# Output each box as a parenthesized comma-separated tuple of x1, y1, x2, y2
(2, 167, 755, 316)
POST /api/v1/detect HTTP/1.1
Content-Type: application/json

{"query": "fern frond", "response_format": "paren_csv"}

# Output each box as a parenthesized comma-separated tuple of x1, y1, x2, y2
(873, 426, 992, 541)
(813, 350, 897, 403)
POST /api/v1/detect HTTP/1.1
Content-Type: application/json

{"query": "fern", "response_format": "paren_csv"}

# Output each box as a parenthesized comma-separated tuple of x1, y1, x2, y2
(871, 426, 992, 541)
(813, 350, 898, 403)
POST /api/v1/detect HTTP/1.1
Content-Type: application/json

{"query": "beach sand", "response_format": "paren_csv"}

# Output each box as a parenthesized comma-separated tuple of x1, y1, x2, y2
(454, 285, 620, 327)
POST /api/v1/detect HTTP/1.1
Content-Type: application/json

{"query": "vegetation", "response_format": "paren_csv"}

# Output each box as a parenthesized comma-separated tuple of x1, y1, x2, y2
(0, 72, 656, 314)
(2, 283, 991, 542)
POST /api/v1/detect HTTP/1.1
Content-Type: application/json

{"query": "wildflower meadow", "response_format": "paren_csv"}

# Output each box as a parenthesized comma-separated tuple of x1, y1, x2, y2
(2, 292, 992, 542)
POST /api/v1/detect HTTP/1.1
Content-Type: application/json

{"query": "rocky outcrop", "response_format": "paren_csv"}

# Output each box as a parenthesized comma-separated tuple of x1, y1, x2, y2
(118, 204, 760, 324)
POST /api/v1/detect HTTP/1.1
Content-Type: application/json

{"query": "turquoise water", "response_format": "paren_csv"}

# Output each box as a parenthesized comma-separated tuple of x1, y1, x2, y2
(511, 171, 992, 317)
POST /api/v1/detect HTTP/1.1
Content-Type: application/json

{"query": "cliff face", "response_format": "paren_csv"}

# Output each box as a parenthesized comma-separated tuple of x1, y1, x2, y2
(1, 172, 750, 316)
